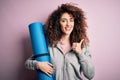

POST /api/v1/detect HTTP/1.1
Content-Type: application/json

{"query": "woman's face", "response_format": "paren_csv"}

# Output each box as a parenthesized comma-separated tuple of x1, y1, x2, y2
(59, 13, 74, 36)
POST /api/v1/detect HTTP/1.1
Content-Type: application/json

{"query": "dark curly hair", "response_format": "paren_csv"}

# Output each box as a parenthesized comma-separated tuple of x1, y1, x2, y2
(45, 3, 89, 47)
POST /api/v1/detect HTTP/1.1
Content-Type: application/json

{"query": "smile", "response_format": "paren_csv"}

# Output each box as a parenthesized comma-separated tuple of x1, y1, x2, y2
(65, 26, 72, 31)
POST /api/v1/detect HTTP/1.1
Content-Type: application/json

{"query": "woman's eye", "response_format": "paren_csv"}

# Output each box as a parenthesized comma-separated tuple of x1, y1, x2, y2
(61, 20, 66, 22)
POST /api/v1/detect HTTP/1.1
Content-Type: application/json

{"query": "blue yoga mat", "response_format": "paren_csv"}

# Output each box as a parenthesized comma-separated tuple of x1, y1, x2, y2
(29, 22, 54, 80)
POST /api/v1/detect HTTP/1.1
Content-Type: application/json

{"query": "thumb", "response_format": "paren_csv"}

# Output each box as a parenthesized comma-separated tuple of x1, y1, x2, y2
(79, 39, 84, 45)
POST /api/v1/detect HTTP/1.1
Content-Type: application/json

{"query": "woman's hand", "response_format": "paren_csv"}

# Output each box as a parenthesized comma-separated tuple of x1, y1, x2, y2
(36, 62, 54, 77)
(72, 39, 84, 55)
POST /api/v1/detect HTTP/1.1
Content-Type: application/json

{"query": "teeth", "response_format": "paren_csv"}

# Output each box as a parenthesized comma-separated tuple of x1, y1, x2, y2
(65, 27, 71, 31)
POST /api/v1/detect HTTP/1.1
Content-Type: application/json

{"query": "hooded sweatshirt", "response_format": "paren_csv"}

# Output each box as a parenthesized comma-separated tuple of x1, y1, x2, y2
(25, 43, 95, 80)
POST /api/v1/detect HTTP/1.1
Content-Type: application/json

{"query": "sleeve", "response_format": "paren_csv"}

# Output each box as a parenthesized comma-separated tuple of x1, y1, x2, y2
(25, 55, 38, 70)
(78, 46, 95, 80)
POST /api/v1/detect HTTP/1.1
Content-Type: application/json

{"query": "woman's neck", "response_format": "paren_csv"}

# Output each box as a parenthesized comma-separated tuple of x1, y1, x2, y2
(60, 35, 71, 54)
(60, 35, 70, 43)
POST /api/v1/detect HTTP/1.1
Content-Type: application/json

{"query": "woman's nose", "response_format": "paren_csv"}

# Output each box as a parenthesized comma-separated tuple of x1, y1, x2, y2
(66, 21, 70, 25)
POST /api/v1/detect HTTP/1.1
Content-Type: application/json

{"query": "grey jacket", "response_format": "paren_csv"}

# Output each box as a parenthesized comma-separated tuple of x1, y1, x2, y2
(25, 43, 95, 80)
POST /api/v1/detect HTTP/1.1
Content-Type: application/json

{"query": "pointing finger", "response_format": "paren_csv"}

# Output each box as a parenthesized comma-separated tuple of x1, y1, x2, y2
(72, 43, 77, 45)
(72, 43, 77, 47)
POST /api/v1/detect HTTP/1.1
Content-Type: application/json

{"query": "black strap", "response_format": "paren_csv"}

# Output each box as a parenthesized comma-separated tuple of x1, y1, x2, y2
(33, 53, 50, 59)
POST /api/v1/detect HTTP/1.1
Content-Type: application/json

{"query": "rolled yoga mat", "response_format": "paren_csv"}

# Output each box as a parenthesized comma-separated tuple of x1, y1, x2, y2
(29, 22, 54, 80)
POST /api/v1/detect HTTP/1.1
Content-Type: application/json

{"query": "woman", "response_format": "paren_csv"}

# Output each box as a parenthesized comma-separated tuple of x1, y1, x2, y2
(25, 3, 95, 80)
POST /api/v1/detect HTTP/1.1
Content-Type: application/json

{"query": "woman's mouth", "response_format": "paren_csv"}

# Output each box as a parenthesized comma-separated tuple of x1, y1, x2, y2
(65, 26, 72, 31)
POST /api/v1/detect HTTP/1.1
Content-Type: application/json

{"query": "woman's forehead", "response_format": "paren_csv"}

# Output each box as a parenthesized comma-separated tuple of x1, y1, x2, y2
(60, 13, 74, 19)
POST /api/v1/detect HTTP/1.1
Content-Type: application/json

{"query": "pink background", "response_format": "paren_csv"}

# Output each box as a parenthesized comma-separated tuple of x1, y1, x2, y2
(0, 0, 120, 80)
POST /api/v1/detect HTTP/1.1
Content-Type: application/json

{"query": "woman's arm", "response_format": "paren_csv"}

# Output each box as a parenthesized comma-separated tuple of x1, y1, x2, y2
(78, 46, 95, 80)
(25, 55, 54, 76)
(25, 55, 38, 70)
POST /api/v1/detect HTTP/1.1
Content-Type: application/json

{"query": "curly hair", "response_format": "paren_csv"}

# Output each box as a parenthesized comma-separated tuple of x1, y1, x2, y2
(45, 3, 89, 47)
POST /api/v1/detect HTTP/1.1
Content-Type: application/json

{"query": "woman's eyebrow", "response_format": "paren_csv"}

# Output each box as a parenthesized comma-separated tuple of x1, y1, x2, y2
(61, 17, 74, 20)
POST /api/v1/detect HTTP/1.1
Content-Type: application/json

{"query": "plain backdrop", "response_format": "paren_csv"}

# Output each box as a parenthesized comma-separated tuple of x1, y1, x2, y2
(0, 0, 120, 80)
